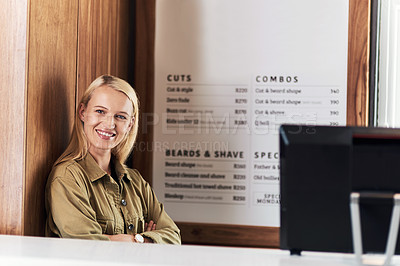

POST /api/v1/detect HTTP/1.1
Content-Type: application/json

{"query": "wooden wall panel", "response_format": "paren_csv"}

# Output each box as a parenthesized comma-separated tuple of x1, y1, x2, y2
(0, 0, 28, 235)
(24, 0, 79, 236)
(135, 0, 370, 247)
(77, 0, 131, 100)
(347, 0, 370, 126)
(133, 0, 156, 184)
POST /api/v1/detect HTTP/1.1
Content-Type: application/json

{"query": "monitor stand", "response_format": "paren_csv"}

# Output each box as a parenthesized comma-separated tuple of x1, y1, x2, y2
(289, 249, 302, 256)
(350, 192, 400, 266)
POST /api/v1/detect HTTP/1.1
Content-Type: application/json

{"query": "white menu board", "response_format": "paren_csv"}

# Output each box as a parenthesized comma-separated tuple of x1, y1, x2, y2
(153, 0, 349, 227)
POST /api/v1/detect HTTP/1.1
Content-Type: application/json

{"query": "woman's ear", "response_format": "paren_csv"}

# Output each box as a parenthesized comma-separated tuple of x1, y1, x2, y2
(127, 116, 134, 132)
(78, 103, 86, 122)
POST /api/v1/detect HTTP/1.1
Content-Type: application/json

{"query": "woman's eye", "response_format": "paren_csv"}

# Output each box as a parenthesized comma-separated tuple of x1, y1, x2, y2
(116, 115, 127, 120)
(95, 110, 105, 114)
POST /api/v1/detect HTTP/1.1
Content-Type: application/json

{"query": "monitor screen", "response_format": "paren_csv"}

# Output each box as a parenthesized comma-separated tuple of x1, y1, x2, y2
(279, 125, 400, 254)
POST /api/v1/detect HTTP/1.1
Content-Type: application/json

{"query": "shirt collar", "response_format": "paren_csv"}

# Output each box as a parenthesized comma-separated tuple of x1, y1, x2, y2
(78, 153, 131, 182)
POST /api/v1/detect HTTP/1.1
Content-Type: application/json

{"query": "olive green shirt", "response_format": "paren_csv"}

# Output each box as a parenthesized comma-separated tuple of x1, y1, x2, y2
(45, 153, 181, 244)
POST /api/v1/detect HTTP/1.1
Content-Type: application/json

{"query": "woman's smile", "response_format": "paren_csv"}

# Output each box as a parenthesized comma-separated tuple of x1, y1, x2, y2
(95, 129, 116, 140)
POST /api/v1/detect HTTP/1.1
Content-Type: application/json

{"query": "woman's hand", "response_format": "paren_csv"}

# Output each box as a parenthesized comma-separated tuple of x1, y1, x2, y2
(145, 220, 156, 232)
(142, 220, 156, 243)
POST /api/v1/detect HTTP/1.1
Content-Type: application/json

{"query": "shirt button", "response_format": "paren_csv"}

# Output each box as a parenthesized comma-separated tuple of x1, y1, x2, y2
(128, 224, 134, 230)
(121, 199, 127, 206)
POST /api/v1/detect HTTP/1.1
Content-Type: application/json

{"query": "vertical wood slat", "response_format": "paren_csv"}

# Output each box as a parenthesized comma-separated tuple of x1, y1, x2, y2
(132, 0, 156, 184)
(135, 0, 370, 246)
(0, 0, 28, 235)
(77, 0, 131, 100)
(24, 0, 79, 236)
(347, 0, 370, 126)
(116, 1, 131, 82)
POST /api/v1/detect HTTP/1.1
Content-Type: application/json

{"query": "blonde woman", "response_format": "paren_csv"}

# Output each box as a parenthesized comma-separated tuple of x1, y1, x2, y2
(45, 75, 181, 244)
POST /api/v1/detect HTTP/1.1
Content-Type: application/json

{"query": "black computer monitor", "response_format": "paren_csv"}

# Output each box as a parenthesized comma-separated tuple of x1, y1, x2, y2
(279, 125, 400, 255)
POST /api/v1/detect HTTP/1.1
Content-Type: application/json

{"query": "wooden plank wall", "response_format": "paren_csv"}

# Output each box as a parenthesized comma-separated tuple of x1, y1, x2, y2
(0, 0, 133, 236)
(135, 0, 370, 247)
(0, 0, 28, 235)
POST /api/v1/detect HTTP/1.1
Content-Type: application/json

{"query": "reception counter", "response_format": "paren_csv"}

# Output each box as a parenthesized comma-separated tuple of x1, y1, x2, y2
(0, 234, 398, 266)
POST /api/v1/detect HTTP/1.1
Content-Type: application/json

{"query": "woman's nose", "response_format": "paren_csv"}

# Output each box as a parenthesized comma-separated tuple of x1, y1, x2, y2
(103, 115, 116, 129)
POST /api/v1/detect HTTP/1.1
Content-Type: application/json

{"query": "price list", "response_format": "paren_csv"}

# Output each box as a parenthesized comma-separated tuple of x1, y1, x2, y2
(153, 0, 349, 226)
(154, 73, 347, 226)
(162, 76, 251, 207)
(252, 77, 345, 130)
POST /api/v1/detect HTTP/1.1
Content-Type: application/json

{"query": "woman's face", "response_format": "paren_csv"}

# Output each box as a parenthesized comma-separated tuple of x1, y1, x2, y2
(79, 85, 134, 156)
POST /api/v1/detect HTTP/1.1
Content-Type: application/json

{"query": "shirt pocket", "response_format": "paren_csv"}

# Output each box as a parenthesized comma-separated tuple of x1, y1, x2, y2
(126, 214, 145, 234)
(96, 215, 115, 235)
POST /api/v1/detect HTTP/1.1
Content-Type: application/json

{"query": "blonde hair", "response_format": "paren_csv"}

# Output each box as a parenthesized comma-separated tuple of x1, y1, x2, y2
(55, 75, 139, 165)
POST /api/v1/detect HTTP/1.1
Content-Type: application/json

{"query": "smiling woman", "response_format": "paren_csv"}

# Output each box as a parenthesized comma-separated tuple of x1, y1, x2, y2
(45, 75, 181, 244)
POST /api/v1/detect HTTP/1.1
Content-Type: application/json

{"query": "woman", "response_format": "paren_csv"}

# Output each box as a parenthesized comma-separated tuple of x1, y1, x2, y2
(45, 75, 181, 244)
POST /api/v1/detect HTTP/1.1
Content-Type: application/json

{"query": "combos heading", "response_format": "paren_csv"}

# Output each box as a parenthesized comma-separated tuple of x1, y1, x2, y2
(255, 75, 298, 83)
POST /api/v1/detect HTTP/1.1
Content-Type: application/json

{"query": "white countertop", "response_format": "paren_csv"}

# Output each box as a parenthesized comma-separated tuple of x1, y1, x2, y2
(0, 234, 398, 266)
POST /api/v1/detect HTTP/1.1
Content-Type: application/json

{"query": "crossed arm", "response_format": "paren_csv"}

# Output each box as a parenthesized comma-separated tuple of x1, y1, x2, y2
(105, 220, 157, 243)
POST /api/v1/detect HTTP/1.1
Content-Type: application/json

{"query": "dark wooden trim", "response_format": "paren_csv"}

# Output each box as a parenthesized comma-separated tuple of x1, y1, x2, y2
(132, 0, 156, 185)
(368, 0, 379, 126)
(177, 222, 279, 248)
